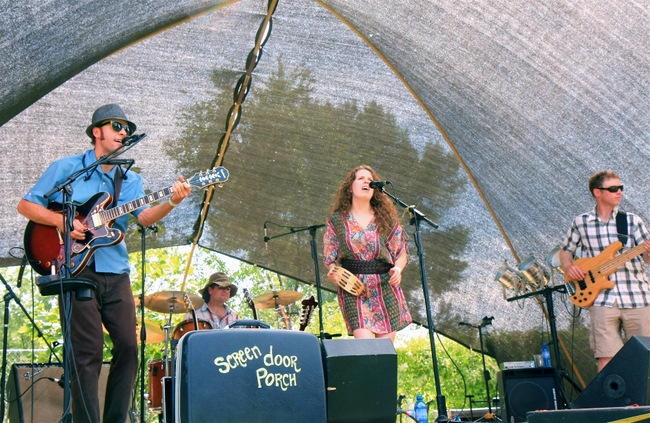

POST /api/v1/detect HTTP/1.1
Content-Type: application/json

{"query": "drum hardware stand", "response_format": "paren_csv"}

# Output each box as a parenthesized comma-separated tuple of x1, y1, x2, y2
(507, 284, 582, 409)
(0, 269, 63, 419)
(375, 184, 448, 421)
(458, 316, 501, 421)
(263, 222, 336, 340)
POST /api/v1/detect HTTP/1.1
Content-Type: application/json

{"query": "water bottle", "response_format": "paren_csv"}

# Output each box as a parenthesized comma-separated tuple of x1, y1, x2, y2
(541, 343, 552, 367)
(414, 395, 428, 423)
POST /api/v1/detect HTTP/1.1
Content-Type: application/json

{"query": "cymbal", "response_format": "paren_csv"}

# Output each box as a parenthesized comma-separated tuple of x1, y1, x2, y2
(103, 320, 165, 344)
(136, 319, 165, 344)
(254, 290, 303, 309)
(144, 290, 203, 313)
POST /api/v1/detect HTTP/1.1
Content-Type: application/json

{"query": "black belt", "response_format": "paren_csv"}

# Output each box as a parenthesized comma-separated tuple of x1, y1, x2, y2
(340, 259, 392, 275)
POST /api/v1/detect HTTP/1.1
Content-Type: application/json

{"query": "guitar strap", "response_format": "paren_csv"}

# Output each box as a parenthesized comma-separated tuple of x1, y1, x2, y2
(616, 210, 628, 246)
(112, 165, 123, 208)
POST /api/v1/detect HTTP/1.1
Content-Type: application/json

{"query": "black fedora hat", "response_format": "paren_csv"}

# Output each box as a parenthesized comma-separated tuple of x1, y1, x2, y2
(85, 104, 136, 138)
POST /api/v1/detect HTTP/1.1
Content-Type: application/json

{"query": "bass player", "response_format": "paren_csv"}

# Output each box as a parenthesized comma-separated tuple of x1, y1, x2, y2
(559, 170, 650, 372)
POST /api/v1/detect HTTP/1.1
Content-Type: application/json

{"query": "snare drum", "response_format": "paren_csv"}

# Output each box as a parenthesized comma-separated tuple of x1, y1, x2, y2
(147, 359, 169, 410)
(172, 318, 211, 340)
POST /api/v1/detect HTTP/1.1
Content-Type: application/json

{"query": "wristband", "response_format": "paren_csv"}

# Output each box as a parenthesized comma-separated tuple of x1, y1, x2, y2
(168, 198, 179, 207)
(393, 266, 402, 273)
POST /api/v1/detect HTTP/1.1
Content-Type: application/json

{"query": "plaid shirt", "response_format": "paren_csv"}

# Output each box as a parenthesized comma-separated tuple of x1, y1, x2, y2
(184, 303, 239, 329)
(562, 207, 650, 308)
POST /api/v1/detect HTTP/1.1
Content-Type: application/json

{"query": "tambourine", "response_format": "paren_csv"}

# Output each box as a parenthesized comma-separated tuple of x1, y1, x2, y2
(331, 266, 365, 296)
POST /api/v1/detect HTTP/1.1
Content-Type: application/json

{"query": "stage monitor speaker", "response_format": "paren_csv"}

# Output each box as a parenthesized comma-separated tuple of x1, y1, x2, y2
(571, 335, 650, 409)
(6, 362, 110, 423)
(175, 329, 327, 423)
(322, 338, 397, 423)
(498, 367, 559, 423)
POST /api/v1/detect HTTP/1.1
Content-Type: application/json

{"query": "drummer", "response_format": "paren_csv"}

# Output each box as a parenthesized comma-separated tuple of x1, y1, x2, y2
(184, 272, 240, 329)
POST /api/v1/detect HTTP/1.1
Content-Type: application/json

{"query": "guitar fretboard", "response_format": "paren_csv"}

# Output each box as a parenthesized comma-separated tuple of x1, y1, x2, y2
(98, 186, 174, 225)
(598, 242, 646, 274)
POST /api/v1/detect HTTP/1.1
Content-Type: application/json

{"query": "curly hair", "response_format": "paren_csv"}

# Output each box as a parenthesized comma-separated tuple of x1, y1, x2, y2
(328, 165, 401, 236)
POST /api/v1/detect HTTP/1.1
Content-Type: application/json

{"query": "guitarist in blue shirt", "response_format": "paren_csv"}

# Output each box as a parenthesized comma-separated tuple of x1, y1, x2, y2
(17, 104, 191, 422)
(560, 170, 650, 372)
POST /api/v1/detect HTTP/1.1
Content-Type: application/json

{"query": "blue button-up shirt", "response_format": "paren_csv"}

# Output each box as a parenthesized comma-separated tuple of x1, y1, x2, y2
(24, 149, 147, 274)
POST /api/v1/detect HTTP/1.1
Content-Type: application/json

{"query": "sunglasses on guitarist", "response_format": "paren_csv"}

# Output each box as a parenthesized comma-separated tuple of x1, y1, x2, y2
(596, 185, 623, 193)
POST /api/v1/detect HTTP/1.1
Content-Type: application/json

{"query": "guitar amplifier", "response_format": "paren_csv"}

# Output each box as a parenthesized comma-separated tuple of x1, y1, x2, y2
(175, 329, 326, 423)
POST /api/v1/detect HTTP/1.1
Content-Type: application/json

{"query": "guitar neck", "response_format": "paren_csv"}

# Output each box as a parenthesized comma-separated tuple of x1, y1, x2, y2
(600, 242, 647, 274)
(98, 185, 173, 225)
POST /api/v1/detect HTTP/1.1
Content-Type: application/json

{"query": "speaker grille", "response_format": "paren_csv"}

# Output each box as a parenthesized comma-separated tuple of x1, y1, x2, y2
(571, 336, 650, 409)
(7, 363, 109, 423)
(498, 367, 558, 423)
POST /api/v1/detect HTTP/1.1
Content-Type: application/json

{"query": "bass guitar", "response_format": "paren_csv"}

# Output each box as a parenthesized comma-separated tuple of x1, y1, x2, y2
(24, 166, 229, 276)
(566, 240, 647, 307)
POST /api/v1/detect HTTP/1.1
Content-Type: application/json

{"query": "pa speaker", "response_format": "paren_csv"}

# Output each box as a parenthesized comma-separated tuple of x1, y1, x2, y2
(7, 362, 110, 423)
(571, 335, 650, 409)
(175, 329, 327, 423)
(322, 338, 397, 423)
(498, 367, 559, 423)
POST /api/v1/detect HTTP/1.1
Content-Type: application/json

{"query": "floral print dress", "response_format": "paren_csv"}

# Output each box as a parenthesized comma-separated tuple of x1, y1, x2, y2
(323, 211, 412, 334)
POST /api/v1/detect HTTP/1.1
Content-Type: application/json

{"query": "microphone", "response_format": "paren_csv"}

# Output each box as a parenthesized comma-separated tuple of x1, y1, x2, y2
(121, 133, 146, 146)
(16, 256, 27, 288)
(369, 180, 390, 189)
(264, 222, 269, 249)
(458, 321, 472, 327)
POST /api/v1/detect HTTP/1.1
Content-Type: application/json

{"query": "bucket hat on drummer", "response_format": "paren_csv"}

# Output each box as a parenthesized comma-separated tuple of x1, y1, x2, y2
(201, 272, 238, 302)
(85, 104, 137, 138)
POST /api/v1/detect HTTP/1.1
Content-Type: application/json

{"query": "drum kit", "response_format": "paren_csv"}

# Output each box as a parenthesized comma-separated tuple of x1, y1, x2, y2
(139, 288, 304, 415)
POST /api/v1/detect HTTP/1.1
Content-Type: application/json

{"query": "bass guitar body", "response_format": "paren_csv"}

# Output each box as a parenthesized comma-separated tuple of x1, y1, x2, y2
(565, 241, 621, 307)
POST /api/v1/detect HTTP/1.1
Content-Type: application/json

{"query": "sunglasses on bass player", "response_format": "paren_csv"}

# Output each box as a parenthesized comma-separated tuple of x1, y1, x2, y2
(100, 120, 133, 136)
(596, 185, 623, 193)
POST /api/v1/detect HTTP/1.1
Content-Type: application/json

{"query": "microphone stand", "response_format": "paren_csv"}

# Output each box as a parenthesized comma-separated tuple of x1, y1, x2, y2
(136, 223, 157, 423)
(459, 317, 498, 420)
(0, 271, 62, 419)
(376, 185, 448, 421)
(507, 285, 578, 408)
(264, 223, 329, 340)
(35, 137, 143, 422)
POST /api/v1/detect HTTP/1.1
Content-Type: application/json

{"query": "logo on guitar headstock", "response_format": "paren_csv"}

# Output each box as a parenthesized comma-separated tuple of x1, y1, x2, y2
(189, 166, 230, 188)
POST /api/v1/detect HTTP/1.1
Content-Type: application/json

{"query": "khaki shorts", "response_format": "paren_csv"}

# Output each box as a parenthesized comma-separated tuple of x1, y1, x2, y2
(589, 305, 650, 358)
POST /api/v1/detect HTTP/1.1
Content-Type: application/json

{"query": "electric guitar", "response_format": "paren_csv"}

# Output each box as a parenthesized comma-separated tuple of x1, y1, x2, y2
(24, 167, 229, 276)
(298, 296, 317, 331)
(566, 240, 647, 307)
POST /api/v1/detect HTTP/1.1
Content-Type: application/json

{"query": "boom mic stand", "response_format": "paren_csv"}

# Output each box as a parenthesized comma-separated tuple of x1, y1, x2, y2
(459, 317, 500, 421)
(0, 270, 62, 419)
(375, 184, 448, 421)
(264, 223, 330, 340)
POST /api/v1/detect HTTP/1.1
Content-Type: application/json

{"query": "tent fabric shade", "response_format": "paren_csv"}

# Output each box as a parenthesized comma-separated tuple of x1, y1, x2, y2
(1, 0, 647, 394)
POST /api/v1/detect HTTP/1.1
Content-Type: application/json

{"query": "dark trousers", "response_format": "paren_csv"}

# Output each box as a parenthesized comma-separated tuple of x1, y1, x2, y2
(63, 266, 138, 423)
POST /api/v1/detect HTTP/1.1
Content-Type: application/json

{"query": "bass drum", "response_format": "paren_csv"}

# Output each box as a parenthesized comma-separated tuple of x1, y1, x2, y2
(172, 318, 211, 340)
